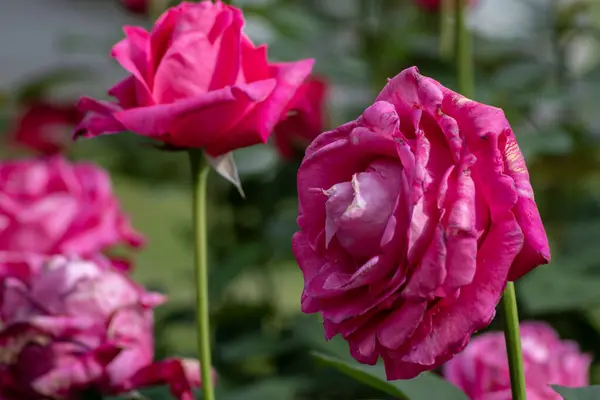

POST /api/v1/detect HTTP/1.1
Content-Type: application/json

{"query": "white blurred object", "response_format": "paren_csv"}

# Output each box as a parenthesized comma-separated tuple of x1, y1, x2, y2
(567, 34, 600, 77)
(470, 0, 543, 39)
(0, 0, 138, 96)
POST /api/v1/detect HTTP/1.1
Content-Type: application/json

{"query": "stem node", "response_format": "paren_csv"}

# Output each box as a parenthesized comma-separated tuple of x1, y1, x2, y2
(501, 282, 527, 400)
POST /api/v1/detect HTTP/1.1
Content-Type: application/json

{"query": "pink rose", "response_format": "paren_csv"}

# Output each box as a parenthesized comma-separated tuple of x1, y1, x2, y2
(292, 67, 550, 379)
(0, 156, 143, 256)
(11, 101, 82, 155)
(75, 1, 314, 156)
(274, 76, 328, 159)
(416, 0, 478, 11)
(121, 0, 148, 14)
(0, 255, 208, 399)
(443, 322, 591, 399)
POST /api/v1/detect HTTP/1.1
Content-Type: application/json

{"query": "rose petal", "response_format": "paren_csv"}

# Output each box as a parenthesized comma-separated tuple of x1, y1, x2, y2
(501, 131, 551, 280)
(403, 224, 447, 300)
(169, 80, 276, 150)
(438, 155, 478, 294)
(205, 58, 314, 156)
(111, 26, 153, 105)
(377, 301, 427, 349)
(129, 358, 208, 400)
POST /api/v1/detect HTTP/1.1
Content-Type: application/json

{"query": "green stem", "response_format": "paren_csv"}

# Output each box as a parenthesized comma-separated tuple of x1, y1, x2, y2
(439, 0, 455, 60)
(189, 150, 215, 400)
(501, 282, 527, 400)
(455, 0, 474, 98)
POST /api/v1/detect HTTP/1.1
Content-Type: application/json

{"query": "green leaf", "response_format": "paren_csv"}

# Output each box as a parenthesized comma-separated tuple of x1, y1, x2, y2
(220, 378, 307, 400)
(552, 385, 600, 399)
(292, 315, 352, 360)
(312, 352, 468, 400)
(520, 259, 600, 314)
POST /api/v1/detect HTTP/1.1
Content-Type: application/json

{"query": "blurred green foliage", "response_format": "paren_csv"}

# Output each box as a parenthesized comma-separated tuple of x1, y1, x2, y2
(553, 385, 600, 399)
(4, 0, 600, 398)
(312, 353, 468, 400)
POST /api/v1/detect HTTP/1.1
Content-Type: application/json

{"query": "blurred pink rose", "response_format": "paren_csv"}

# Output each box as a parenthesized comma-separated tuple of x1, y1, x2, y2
(121, 0, 148, 14)
(416, 0, 478, 11)
(76, 0, 314, 156)
(10, 102, 82, 155)
(274, 76, 328, 159)
(292, 66, 550, 379)
(444, 322, 591, 399)
(0, 255, 207, 399)
(0, 252, 137, 315)
(0, 156, 143, 256)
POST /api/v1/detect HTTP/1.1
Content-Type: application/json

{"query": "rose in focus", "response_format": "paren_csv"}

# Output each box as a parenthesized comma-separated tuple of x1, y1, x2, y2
(444, 322, 591, 399)
(292, 67, 550, 379)
(76, 0, 314, 156)
(0, 255, 206, 399)
(11, 101, 81, 155)
(274, 76, 328, 159)
(0, 156, 143, 256)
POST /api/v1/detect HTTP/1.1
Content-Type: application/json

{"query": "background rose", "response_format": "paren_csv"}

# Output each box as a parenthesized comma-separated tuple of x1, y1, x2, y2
(0, 255, 205, 399)
(415, 0, 478, 11)
(120, 0, 148, 14)
(10, 101, 81, 155)
(0, 156, 143, 256)
(443, 322, 591, 399)
(76, 0, 314, 156)
(274, 76, 328, 159)
(292, 66, 550, 379)
(0, 252, 133, 313)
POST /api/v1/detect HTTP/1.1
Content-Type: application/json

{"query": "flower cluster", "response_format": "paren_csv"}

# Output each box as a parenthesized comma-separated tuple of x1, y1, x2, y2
(8, 0, 589, 397)
(0, 158, 205, 399)
(0, 1, 323, 398)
